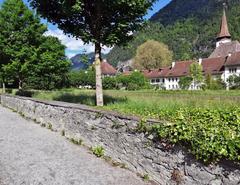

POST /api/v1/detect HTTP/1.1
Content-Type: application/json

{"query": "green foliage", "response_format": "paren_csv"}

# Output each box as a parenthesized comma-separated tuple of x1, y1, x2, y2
(30, 0, 156, 48)
(0, 0, 69, 90)
(0, 0, 47, 89)
(25, 36, 70, 90)
(179, 76, 193, 90)
(151, 107, 240, 163)
(68, 68, 96, 88)
(133, 40, 172, 70)
(15, 90, 34, 97)
(103, 77, 117, 90)
(205, 74, 226, 90)
(227, 75, 240, 89)
(92, 146, 105, 158)
(190, 62, 203, 88)
(116, 71, 150, 90)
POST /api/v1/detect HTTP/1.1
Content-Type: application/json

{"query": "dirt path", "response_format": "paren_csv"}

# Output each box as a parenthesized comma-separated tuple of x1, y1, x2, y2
(0, 106, 148, 185)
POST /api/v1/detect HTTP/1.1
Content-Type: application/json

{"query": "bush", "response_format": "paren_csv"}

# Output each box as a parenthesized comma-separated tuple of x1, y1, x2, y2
(103, 77, 117, 89)
(15, 90, 34, 97)
(116, 71, 150, 90)
(151, 107, 240, 163)
(227, 75, 240, 89)
(205, 74, 226, 90)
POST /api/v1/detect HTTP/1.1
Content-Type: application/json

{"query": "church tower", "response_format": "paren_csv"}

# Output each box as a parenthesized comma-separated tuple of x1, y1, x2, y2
(216, 4, 231, 48)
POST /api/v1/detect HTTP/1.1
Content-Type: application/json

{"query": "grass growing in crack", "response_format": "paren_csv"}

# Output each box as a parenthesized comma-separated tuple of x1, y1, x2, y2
(47, 123, 52, 130)
(91, 146, 104, 157)
(143, 174, 150, 181)
(70, 138, 83, 145)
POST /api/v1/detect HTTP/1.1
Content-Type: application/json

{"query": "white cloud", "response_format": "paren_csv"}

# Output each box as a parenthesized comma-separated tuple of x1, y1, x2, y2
(44, 29, 112, 58)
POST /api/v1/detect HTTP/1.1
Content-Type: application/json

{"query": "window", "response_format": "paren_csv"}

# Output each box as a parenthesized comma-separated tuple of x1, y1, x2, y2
(156, 79, 160, 83)
(151, 79, 155, 83)
(229, 68, 237, 74)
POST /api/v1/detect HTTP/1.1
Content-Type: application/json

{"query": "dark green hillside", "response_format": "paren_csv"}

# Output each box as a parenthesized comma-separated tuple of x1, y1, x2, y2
(107, 0, 240, 67)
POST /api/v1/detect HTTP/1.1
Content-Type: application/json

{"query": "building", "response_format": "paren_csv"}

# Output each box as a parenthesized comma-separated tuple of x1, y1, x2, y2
(101, 59, 117, 77)
(143, 7, 240, 90)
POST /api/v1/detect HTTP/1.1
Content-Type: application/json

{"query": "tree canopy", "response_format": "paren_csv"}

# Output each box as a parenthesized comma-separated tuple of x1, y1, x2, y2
(29, 0, 157, 106)
(0, 0, 70, 90)
(133, 40, 172, 70)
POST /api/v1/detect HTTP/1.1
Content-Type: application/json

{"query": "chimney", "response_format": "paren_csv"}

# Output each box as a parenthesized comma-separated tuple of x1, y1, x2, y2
(172, 62, 176, 68)
(198, 58, 203, 65)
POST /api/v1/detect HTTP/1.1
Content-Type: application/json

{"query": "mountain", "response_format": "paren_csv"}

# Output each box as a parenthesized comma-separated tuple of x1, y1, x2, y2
(107, 0, 240, 67)
(71, 52, 107, 70)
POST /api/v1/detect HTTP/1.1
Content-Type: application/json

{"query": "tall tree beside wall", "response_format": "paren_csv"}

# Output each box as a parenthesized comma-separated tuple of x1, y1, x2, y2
(29, 0, 157, 106)
(0, 0, 47, 89)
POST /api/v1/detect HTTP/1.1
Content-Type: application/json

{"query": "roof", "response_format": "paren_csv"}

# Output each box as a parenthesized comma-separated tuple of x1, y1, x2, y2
(217, 8, 231, 40)
(101, 60, 117, 75)
(225, 52, 240, 66)
(143, 67, 171, 79)
(202, 57, 226, 75)
(167, 61, 193, 77)
(209, 41, 240, 58)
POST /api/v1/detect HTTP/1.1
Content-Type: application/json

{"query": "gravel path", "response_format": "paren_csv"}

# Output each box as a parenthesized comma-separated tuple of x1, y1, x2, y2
(0, 106, 148, 185)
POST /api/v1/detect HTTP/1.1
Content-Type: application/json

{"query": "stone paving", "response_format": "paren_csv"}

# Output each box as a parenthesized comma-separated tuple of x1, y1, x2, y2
(0, 106, 149, 185)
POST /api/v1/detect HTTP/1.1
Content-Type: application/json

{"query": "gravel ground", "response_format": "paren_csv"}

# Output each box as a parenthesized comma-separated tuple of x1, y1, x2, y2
(0, 106, 149, 185)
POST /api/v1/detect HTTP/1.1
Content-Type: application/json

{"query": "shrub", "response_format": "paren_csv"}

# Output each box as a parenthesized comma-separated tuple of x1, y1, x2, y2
(103, 77, 117, 89)
(15, 90, 34, 97)
(227, 75, 240, 89)
(116, 71, 150, 90)
(151, 107, 240, 163)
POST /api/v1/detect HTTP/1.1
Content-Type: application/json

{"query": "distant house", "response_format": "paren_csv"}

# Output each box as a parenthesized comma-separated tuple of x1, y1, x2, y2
(143, 7, 240, 90)
(101, 59, 117, 77)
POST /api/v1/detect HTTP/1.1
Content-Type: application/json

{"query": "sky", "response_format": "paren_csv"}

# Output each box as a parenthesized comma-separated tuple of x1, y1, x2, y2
(0, 0, 171, 58)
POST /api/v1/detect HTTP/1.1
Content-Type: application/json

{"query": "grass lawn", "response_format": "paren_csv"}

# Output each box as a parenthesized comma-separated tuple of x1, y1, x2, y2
(33, 89, 240, 121)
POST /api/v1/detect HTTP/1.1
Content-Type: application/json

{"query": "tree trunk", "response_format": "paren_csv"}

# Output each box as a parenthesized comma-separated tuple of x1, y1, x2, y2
(95, 43, 104, 106)
(2, 82, 5, 94)
(18, 79, 22, 90)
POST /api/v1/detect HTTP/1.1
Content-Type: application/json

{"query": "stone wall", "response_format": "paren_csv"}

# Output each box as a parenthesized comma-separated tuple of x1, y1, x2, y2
(1, 95, 240, 185)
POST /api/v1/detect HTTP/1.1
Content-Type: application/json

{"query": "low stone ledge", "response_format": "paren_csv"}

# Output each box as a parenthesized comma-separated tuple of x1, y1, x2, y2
(1, 94, 240, 185)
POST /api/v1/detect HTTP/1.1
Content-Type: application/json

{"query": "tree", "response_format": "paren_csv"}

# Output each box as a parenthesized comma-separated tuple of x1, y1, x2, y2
(190, 62, 203, 89)
(179, 76, 193, 90)
(29, 0, 156, 106)
(205, 73, 226, 90)
(133, 40, 172, 70)
(0, 0, 47, 89)
(26, 36, 70, 90)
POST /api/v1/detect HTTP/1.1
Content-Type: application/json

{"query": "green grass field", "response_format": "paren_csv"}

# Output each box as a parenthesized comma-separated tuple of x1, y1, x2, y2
(33, 89, 240, 121)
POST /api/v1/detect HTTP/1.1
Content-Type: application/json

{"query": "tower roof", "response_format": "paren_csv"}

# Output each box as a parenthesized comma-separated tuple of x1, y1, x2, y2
(217, 7, 231, 40)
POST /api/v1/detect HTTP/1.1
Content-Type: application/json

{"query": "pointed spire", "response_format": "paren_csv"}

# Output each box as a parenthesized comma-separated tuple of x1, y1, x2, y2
(217, 3, 231, 40)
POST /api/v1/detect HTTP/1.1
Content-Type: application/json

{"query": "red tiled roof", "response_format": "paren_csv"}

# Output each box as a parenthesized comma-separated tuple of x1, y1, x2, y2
(202, 57, 225, 75)
(101, 60, 117, 75)
(167, 61, 193, 77)
(143, 67, 171, 79)
(225, 52, 240, 66)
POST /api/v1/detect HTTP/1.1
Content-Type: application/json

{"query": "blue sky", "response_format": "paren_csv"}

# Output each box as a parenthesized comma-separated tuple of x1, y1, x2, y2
(0, 0, 171, 58)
